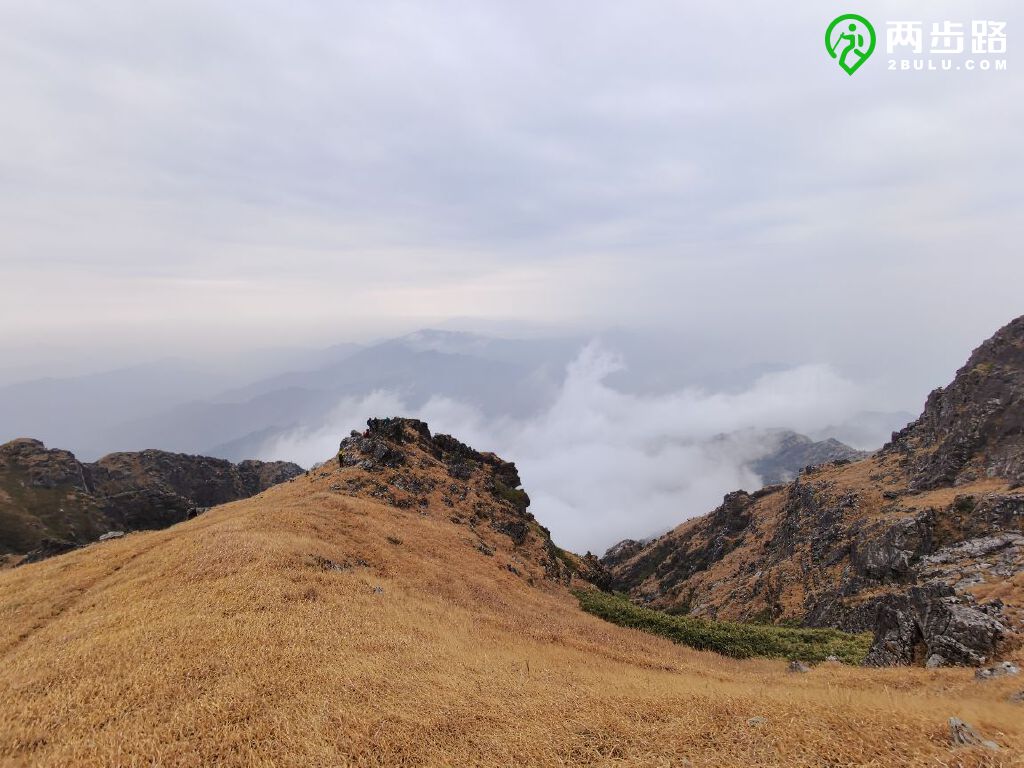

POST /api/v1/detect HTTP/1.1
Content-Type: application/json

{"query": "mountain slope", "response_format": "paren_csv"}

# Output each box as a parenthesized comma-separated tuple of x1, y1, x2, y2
(0, 439, 302, 561)
(604, 316, 1024, 667)
(0, 419, 1020, 766)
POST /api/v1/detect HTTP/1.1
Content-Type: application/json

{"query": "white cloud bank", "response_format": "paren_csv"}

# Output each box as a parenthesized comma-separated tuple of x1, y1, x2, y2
(259, 344, 869, 553)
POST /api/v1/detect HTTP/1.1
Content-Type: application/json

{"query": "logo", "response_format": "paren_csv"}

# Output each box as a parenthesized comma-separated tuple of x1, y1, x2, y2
(826, 14, 877, 75)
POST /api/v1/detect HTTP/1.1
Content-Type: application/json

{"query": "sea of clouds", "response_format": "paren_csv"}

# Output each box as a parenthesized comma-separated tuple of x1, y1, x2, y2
(260, 343, 870, 553)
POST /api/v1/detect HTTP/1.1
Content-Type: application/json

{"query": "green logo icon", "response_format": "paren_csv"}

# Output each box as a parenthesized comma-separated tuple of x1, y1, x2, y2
(826, 14, 876, 75)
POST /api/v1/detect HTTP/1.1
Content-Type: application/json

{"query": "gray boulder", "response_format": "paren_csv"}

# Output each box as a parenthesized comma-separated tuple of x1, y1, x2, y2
(948, 717, 999, 751)
(864, 585, 1005, 667)
(975, 661, 1020, 680)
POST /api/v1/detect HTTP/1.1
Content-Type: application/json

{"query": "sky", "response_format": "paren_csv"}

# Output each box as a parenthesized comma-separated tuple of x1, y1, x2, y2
(1, 1, 1021, 375)
(1, 1, 1022, 550)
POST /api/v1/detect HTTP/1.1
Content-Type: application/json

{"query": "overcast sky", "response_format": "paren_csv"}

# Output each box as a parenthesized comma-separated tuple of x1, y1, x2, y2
(1, 1, 1022, 406)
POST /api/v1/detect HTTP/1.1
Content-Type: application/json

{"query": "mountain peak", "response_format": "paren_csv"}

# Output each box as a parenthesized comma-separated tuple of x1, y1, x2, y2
(887, 314, 1024, 490)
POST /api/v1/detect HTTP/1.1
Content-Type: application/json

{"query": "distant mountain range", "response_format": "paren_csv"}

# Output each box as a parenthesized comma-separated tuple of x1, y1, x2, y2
(0, 329, 913, 465)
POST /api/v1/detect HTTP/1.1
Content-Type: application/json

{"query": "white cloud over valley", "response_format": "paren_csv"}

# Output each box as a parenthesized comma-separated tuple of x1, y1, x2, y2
(260, 344, 871, 552)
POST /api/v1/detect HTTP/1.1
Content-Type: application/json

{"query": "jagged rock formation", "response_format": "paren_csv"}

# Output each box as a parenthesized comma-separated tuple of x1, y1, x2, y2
(603, 315, 1024, 667)
(329, 417, 591, 586)
(890, 315, 1024, 491)
(0, 438, 303, 563)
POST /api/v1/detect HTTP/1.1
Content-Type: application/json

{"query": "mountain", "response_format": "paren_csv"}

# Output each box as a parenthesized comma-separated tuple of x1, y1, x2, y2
(0, 344, 362, 461)
(812, 410, 917, 451)
(0, 361, 236, 461)
(104, 331, 581, 460)
(3, 329, 854, 467)
(603, 316, 1024, 668)
(2, 417, 1020, 764)
(0, 438, 303, 563)
(742, 429, 868, 485)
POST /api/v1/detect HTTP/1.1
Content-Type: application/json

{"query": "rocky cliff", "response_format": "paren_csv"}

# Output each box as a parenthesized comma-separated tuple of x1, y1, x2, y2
(329, 417, 598, 586)
(0, 439, 303, 563)
(603, 316, 1024, 667)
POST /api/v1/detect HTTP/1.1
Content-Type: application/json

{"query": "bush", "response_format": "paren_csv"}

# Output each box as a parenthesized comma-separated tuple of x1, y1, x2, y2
(574, 590, 871, 665)
(491, 480, 530, 512)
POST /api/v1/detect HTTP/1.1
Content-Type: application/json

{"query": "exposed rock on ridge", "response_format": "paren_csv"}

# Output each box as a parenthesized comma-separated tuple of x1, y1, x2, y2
(602, 315, 1024, 666)
(328, 417, 595, 586)
(0, 438, 303, 562)
(888, 314, 1024, 490)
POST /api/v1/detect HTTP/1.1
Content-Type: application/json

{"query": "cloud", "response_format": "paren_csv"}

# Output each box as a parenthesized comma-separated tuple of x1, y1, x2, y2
(1, 1, 1023, 396)
(259, 343, 869, 553)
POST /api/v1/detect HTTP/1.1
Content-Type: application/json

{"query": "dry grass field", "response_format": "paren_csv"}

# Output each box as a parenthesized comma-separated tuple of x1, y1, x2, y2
(0, 462, 1021, 767)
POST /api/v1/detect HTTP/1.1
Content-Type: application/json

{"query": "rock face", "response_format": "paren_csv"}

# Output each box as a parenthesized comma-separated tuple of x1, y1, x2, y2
(331, 417, 585, 585)
(603, 315, 1024, 666)
(864, 585, 1007, 667)
(889, 314, 1024, 490)
(0, 439, 303, 561)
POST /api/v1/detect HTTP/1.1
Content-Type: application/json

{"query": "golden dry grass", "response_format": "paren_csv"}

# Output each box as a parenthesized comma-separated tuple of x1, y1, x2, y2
(0, 466, 1022, 767)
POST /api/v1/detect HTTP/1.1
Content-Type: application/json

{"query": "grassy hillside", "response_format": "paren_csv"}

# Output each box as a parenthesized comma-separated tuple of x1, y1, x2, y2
(0, 459, 1021, 766)
(576, 590, 872, 664)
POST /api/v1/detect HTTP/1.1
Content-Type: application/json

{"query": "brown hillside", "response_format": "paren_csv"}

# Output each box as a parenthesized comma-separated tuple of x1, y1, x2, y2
(1, 419, 1022, 766)
(0, 439, 303, 563)
(605, 316, 1024, 669)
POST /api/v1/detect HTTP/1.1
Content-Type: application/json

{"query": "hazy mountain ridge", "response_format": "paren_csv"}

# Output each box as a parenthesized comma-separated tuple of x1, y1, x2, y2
(0, 330, 906, 464)
(732, 428, 868, 485)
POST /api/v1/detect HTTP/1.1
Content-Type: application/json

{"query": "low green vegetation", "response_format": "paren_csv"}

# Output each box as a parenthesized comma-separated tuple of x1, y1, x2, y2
(491, 480, 530, 512)
(575, 590, 871, 665)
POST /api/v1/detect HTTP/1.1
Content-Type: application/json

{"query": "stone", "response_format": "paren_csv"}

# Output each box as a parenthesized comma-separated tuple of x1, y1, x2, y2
(98, 531, 125, 541)
(788, 660, 810, 673)
(746, 717, 766, 727)
(476, 541, 495, 557)
(948, 717, 999, 750)
(864, 585, 1006, 667)
(925, 654, 947, 668)
(892, 316, 1024, 490)
(975, 661, 1020, 680)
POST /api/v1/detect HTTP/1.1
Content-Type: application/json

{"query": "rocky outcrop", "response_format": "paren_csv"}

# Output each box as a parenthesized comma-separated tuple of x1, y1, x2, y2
(601, 539, 646, 570)
(602, 315, 1024, 666)
(864, 584, 1007, 667)
(0, 438, 91, 490)
(0, 438, 303, 560)
(887, 315, 1024, 490)
(332, 418, 575, 585)
(86, 450, 302, 507)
